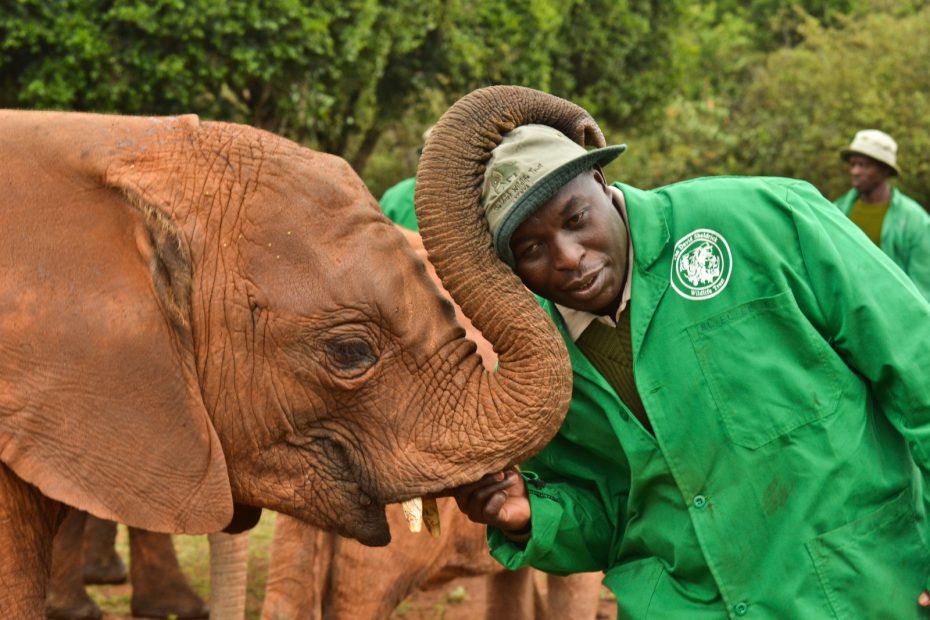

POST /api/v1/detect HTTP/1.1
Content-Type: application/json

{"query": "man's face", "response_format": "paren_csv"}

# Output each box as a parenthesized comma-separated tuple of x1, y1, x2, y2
(509, 170, 629, 315)
(847, 154, 891, 195)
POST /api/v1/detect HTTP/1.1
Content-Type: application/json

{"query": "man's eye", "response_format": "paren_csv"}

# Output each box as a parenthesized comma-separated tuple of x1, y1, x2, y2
(567, 210, 587, 227)
(518, 242, 542, 259)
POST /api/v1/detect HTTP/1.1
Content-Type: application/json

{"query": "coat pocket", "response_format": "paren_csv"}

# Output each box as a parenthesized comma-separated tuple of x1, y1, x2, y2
(604, 557, 665, 619)
(806, 490, 930, 620)
(687, 291, 843, 449)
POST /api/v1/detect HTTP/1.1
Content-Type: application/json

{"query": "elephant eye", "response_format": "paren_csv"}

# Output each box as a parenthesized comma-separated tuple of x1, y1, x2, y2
(324, 337, 377, 377)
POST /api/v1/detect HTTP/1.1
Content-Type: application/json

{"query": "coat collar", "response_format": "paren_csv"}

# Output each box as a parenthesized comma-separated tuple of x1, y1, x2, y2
(614, 182, 670, 271)
(614, 183, 671, 359)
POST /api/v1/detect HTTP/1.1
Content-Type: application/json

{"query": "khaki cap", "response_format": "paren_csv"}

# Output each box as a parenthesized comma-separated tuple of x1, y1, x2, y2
(841, 129, 900, 175)
(481, 124, 626, 266)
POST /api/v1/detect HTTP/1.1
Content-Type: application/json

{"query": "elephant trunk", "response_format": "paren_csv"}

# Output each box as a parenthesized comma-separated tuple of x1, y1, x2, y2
(415, 86, 606, 466)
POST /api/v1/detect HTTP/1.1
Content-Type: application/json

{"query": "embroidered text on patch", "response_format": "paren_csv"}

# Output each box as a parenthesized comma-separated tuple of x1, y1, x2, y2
(671, 229, 732, 300)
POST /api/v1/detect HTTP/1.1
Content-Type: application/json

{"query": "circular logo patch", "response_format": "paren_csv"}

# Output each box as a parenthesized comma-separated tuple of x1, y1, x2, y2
(670, 229, 732, 300)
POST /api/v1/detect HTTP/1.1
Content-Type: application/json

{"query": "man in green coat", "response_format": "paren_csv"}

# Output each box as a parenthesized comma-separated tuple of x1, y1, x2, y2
(833, 129, 930, 301)
(379, 176, 419, 232)
(377, 126, 434, 232)
(451, 122, 930, 618)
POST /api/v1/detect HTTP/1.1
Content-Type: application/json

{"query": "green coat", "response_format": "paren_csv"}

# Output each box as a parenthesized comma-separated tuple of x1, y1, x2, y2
(834, 187, 930, 302)
(489, 177, 930, 619)
(378, 176, 419, 232)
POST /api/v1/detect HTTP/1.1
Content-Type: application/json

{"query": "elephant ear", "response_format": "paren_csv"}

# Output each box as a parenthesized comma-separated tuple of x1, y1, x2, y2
(0, 117, 232, 533)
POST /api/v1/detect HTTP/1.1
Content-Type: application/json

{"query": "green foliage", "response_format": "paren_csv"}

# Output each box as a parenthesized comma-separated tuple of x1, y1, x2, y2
(615, 2, 930, 210)
(0, 0, 685, 189)
(701, 0, 861, 49)
(609, 96, 740, 189)
(671, 3, 764, 101)
(0, 0, 437, 170)
(729, 6, 930, 204)
(549, 0, 684, 128)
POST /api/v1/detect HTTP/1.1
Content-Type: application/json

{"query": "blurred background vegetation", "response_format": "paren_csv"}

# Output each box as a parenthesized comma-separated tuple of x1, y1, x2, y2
(2, 0, 928, 205)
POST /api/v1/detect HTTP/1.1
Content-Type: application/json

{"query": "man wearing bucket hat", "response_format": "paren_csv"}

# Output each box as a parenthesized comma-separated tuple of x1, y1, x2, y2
(834, 129, 930, 301)
(435, 90, 930, 618)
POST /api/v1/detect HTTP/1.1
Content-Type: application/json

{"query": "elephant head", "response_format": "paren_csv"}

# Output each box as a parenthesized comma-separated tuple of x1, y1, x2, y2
(0, 109, 571, 547)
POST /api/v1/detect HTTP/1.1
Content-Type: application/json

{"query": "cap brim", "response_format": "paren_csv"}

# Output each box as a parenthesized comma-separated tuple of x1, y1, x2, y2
(493, 144, 627, 266)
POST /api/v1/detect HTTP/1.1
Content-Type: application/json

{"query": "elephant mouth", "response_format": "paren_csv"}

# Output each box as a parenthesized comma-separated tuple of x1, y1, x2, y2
(286, 432, 391, 546)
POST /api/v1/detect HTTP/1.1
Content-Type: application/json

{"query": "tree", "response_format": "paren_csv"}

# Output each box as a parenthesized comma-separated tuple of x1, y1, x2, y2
(0, 0, 441, 172)
(0, 0, 685, 186)
(729, 6, 930, 204)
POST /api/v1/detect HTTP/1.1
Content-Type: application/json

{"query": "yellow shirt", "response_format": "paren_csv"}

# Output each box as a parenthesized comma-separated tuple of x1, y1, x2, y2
(848, 198, 890, 246)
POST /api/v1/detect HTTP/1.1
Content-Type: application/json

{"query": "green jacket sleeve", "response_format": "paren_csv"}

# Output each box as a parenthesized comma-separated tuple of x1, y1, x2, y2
(890, 191, 930, 303)
(487, 433, 623, 575)
(789, 181, 930, 490)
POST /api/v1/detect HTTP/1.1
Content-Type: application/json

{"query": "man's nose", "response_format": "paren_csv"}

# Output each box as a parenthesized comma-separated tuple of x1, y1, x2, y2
(552, 238, 584, 269)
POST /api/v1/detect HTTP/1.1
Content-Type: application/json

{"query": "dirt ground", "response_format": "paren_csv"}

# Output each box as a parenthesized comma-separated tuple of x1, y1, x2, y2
(92, 573, 618, 619)
(385, 572, 618, 620)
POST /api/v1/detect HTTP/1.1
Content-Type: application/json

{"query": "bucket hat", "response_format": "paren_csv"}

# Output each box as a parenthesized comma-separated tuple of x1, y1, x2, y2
(481, 124, 626, 266)
(841, 129, 900, 175)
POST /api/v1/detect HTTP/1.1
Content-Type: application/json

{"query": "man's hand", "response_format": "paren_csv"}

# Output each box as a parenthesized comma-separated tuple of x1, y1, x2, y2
(452, 470, 531, 535)
(919, 590, 930, 607)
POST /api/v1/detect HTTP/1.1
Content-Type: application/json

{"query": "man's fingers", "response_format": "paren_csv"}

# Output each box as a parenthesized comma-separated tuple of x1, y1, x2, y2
(460, 477, 518, 517)
(482, 490, 508, 520)
(918, 590, 930, 607)
(454, 472, 513, 503)
(454, 472, 506, 495)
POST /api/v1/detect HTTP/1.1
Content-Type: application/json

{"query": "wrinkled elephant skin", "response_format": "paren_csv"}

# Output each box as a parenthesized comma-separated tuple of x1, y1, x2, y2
(0, 111, 571, 617)
(259, 230, 600, 620)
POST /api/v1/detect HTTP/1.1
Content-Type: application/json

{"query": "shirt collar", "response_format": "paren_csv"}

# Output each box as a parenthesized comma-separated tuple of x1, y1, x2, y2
(555, 186, 634, 342)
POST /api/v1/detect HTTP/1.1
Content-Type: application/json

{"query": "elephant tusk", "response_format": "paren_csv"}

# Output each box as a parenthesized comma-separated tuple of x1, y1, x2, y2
(401, 497, 423, 532)
(401, 497, 441, 538)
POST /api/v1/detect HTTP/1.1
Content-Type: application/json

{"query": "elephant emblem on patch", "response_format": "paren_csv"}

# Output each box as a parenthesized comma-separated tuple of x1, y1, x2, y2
(679, 242, 720, 287)
(670, 229, 733, 300)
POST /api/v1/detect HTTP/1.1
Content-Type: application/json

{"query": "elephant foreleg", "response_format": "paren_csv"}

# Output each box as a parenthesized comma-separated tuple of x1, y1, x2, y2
(545, 573, 603, 620)
(81, 516, 126, 585)
(46, 509, 102, 619)
(261, 514, 333, 620)
(0, 462, 67, 619)
(485, 567, 536, 620)
(127, 528, 209, 619)
(208, 531, 250, 620)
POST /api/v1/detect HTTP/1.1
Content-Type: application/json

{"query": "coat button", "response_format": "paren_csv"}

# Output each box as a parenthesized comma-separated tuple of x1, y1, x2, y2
(734, 602, 748, 615)
(692, 495, 707, 508)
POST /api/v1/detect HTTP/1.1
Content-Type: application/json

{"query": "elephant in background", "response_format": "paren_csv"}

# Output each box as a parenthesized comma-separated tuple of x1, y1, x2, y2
(46, 512, 209, 619)
(261, 506, 604, 620)
(0, 110, 573, 617)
